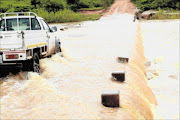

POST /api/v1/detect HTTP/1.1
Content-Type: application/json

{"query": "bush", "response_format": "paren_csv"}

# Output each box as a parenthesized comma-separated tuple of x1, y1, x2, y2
(151, 11, 180, 19)
(131, 0, 180, 11)
(39, 0, 67, 12)
(0, 0, 32, 12)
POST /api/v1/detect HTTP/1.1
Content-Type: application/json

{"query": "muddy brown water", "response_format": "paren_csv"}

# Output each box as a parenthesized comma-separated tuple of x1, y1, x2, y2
(142, 20, 180, 119)
(0, 14, 158, 119)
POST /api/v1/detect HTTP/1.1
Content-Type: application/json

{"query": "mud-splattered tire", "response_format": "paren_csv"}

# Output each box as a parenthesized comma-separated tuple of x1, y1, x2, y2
(32, 53, 41, 74)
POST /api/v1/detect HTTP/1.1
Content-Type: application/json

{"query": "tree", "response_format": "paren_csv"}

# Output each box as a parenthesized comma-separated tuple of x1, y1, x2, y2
(132, 0, 180, 11)
(66, 0, 76, 4)
(41, 0, 67, 12)
(31, 0, 40, 8)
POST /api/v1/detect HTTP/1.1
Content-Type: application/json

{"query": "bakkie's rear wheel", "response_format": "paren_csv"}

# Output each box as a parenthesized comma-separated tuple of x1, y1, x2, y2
(23, 53, 41, 74)
(32, 53, 41, 74)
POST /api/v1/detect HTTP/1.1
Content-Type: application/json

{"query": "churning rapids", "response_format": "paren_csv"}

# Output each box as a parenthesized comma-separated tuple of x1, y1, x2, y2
(0, 13, 179, 119)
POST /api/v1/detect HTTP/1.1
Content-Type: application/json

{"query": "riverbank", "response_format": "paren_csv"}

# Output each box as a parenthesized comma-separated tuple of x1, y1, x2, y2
(137, 10, 180, 20)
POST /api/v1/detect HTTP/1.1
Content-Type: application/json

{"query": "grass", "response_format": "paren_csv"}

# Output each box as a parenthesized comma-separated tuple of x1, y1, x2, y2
(35, 9, 101, 23)
(151, 11, 180, 20)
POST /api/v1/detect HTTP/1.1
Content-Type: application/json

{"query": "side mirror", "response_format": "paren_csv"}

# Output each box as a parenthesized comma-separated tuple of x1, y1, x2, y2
(51, 26, 57, 32)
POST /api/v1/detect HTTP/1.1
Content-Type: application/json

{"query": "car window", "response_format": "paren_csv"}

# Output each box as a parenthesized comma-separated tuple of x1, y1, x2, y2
(19, 18, 30, 30)
(0, 19, 5, 31)
(31, 18, 41, 30)
(6, 19, 17, 31)
(41, 19, 50, 32)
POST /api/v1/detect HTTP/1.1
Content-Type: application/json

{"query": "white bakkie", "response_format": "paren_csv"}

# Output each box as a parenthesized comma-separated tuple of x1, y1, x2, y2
(0, 12, 61, 73)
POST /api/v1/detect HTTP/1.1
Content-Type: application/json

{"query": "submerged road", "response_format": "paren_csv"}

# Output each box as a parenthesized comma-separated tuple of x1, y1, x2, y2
(0, 13, 157, 119)
(1, 0, 179, 117)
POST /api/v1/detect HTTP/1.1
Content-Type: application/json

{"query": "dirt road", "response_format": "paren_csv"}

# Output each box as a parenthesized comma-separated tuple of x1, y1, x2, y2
(103, 0, 136, 16)
(80, 0, 136, 16)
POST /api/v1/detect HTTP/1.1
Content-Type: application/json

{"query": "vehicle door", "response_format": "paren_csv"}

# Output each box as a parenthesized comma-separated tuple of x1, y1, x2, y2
(0, 18, 23, 49)
(19, 18, 48, 49)
(40, 19, 55, 55)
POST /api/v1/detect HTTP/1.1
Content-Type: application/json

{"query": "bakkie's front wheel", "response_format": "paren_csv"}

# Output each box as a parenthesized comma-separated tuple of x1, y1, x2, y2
(56, 46, 62, 53)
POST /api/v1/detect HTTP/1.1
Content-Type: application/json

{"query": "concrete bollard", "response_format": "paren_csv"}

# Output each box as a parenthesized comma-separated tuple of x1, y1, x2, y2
(117, 57, 129, 63)
(60, 28, 64, 31)
(101, 90, 120, 107)
(112, 71, 125, 82)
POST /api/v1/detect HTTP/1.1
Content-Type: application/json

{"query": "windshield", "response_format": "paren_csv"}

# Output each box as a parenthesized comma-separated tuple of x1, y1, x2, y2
(41, 19, 50, 32)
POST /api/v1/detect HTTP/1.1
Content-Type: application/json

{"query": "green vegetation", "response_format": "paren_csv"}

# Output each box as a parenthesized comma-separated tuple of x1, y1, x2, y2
(151, 11, 180, 20)
(79, 7, 103, 11)
(34, 9, 101, 23)
(0, 0, 114, 23)
(131, 0, 180, 20)
(131, 0, 180, 11)
(0, 0, 32, 13)
(67, 0, 114, 11)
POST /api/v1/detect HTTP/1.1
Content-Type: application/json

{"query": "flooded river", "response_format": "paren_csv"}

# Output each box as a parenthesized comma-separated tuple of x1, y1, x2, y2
(141, 20, 180, 119)
(1, 13, 177, 119)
